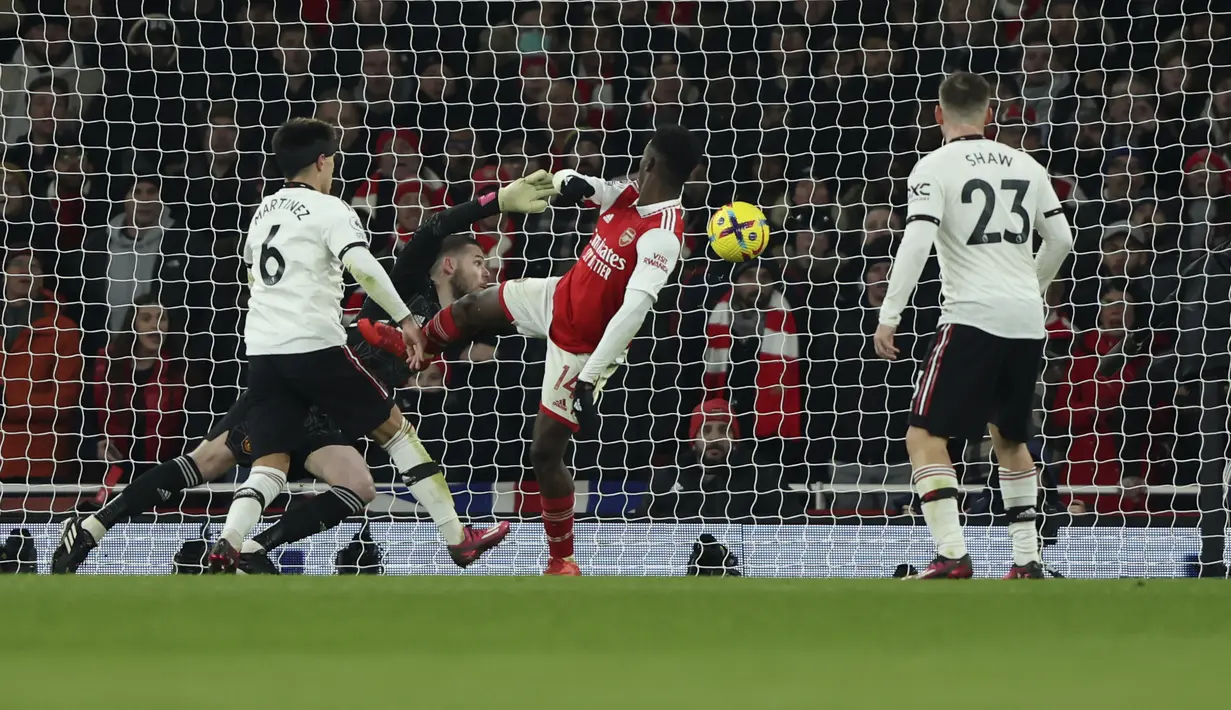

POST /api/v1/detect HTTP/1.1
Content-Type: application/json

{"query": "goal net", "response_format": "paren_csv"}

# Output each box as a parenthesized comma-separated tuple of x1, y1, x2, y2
(1, 1, 1228, 577)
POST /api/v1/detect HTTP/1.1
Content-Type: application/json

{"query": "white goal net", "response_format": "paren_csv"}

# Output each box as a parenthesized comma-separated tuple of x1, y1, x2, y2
(0, 0, 1229, 577)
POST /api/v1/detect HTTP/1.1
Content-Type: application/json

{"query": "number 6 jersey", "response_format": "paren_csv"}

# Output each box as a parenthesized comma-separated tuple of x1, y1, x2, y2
(881, 135, 1074, 340)
(242, 183, 369, 355)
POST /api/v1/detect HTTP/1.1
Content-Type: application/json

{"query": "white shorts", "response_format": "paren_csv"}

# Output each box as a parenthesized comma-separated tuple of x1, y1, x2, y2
(499, 277, 589, 431)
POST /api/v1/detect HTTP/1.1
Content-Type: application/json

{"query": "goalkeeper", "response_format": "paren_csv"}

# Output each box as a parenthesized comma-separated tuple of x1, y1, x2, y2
(52, 171, 557, 574)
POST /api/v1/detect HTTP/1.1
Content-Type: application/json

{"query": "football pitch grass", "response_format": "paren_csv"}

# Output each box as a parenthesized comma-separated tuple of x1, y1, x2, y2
(2, 576, 1227, 710)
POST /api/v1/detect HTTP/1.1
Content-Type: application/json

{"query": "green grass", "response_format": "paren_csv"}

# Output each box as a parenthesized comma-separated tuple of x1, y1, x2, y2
(1, 577, 1227, 709)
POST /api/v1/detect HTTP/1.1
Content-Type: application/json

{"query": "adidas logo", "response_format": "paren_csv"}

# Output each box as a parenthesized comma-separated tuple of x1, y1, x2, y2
(602, 214, 613, 223)
(157, 488, 172, 501)
(554, 399, 569, 411)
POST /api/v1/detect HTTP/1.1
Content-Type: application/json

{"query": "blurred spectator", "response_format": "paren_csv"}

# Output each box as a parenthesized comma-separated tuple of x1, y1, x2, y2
(1097, 151, 1152, 225)
(354, 41, 413, 132)
(703, 262, 803, 445)
(827, 258, 917, 513)
(1180, 148, 1231, 251)
(172, 102, 262, 251)
(32, 145, 88, 260)
(1050, 287, 1155, 513)
(0, 248, 83, 481)
(85, 295, 190, 477)
(390, 181, 437, 254)
(0, 16, 100, 144)
(1194, 71, 1231, 154)
(630, 53, 705, 138)
(77, 176, 208, 353)
(351, 129, 444, 237)
(635, 399, 802, 522)
(436, 127, 480, 203)
(4, 75, 75, 192)
(237, 23, 322, 149)
(861, 205, 901, 254)
(0, 162, 53, 259)
(314, 86, 372, 198)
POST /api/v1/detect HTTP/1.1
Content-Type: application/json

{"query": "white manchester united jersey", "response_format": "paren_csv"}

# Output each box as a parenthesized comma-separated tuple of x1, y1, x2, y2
(896, 136, 1070, 339)
(243, 185, 369, 355)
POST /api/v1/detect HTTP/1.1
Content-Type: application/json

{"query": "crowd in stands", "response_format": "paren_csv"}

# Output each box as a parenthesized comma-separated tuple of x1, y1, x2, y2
(1, 0, 1229, 520)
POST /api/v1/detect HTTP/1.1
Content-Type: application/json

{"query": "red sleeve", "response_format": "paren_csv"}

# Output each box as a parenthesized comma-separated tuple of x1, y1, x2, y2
(1051, 354, 1098, 432)
(26, 320, 83, 423)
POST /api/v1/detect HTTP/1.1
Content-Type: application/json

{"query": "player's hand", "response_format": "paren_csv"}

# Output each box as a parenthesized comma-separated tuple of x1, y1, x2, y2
(873, 323, 900, 360)
(497, 169, 557, 214)
(400, 318, 428, 370)
(553, 171, 596, 206)
(572, 379, 599, 436)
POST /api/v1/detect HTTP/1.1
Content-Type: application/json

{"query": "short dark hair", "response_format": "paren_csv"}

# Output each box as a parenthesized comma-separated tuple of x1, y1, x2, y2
(272, 118, 338, 178)
(648, 124, 702, 188)
(938, 72, 992, 119)
(435, 234, 481, 269)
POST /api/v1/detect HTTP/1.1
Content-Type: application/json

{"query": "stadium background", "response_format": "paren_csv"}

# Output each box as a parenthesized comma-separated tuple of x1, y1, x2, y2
(1, 0, 1230, 576)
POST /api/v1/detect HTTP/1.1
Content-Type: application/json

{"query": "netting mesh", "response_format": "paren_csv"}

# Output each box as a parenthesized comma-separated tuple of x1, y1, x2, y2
(1, 1, 1230, 576)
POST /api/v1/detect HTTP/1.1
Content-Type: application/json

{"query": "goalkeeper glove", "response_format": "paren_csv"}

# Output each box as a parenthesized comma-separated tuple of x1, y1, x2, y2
(572, 380, 600, 437)
(553, 171, 597, 206)
(497, 169, 557, 214)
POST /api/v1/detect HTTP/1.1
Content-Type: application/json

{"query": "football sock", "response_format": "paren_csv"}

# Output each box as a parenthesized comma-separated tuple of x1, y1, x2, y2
(423, 304, 461, 354)
(249, 486, 367, 552)
(913, 464, 967, 559)
(383, 419, 464, 545)
(219, 466, 286, 548)
(999, 467, 1042, 565)
(542, 493, 576, 560)
(86, 455, 204, 541)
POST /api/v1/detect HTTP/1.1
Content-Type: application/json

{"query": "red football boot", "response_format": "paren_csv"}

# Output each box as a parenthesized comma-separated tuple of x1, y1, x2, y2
(908, 554, 974, 579)
(448, 522, 510, 568)
(544, 558, 582, 576)
(208, 538, 240, 574)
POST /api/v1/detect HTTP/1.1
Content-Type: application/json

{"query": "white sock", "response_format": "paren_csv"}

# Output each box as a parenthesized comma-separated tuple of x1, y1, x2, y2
(241, 539, 265, 554)
(913, 464, 967, 559)
(999, 467, 1041, 565)
(383, 420, 465, 545)
(220, 466, 286, 548)
(82, 516, 107, 541)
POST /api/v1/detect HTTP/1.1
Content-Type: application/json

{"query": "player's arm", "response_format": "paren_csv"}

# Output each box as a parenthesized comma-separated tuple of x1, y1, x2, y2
(1032, 172, 1075, 294)
(552, 168, 632, 212)
(876, 167, 942, 359)
(578, 229, 682, 386)
(325, 206, 425, 359)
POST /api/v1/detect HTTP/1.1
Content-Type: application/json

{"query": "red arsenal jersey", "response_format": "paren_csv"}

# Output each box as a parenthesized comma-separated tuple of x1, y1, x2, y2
(550, 182, 684, 353)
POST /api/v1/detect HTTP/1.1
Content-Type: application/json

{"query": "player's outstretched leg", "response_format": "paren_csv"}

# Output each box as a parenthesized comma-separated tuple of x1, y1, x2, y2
(211, 457, 289, 573)
(420, 285, 511, 355)
(371, 413, 509, 567)
(52, 435, 237, 574)
(529, 412, 580, 576)
(905, 426, 972, 579)
(990, 424, 1044, 579)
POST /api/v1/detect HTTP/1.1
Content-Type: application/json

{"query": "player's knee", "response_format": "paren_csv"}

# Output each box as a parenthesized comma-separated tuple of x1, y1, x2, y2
(905, 426, 947, 457)
(190, 435, 238, 480)
(346, 475, 377, 503)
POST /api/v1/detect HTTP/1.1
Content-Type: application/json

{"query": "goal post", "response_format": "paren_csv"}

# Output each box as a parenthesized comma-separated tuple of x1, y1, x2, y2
(0, 1, 1228, 576)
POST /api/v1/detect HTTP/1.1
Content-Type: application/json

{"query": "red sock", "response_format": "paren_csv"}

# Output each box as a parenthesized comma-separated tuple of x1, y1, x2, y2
(423, 304, 462, 355)
(541, 494, 575, 560)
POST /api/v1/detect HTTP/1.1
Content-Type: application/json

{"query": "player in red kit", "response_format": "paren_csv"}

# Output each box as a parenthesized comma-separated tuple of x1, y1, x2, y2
(415, 124, 702, 575)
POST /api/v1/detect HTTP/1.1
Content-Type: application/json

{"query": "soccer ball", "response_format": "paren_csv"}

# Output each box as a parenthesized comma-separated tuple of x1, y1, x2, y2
(707, 202, 770, 262)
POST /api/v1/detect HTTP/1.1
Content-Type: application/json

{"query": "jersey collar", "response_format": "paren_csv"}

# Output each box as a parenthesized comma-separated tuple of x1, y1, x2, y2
(947, 134, 986, 143)
(282, 181, 317, 190)
(636, 197, 682, 216)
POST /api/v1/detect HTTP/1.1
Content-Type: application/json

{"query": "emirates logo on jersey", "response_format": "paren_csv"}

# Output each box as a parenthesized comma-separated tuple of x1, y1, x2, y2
(618, 228, 636, 247)
(581, 235, 628, 280)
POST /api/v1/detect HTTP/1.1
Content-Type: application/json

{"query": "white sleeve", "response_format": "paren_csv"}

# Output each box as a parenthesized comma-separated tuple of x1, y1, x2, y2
(880, 164, 942, 328)
(342, 246, 412, 324)
(322, 203, 370, 260)
(579, 291, 654, 383)
(625, 228, 681, 299)
(1033, 172, 1074, 294)
(553, 168, 632, 213)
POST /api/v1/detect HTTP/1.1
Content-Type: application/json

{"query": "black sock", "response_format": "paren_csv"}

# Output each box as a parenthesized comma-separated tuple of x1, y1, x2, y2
(94, 455, 204, 529)
(252, 487, 365, 552)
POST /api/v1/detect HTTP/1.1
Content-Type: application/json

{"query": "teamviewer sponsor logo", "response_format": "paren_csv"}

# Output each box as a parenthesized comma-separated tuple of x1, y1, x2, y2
(580, 235, 628, 280)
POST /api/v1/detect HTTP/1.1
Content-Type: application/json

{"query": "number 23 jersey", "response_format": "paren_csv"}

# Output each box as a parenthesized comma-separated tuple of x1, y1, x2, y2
(906, 136, 1063, 340)
(243, 185, 368, 355)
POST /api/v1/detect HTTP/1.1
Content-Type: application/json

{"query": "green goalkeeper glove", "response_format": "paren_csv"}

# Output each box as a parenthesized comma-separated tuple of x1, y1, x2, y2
(497, 169, 558, 214)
